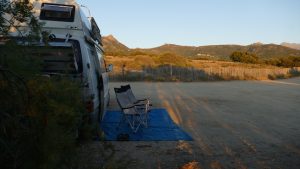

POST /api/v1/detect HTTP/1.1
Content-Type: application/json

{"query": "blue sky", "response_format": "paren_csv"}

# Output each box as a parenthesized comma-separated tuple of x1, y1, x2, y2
(77, 0, 300, 48)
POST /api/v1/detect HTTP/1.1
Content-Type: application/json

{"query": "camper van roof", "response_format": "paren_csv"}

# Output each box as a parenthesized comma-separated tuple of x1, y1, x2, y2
(30, 0, 77, 5)
(5, 0, 102, 45)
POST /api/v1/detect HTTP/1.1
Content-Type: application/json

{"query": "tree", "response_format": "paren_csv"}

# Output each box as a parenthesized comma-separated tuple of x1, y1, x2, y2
(266, 56, 300, 67)
(1, 2, 84, 169)
(0, 0, 42, 40)
(157, 53, 188, 67)
(230, 51, 259, 64)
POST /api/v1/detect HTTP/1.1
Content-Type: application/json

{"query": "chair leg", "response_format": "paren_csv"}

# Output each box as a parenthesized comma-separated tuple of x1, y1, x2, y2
(139, 111, 149, 128)
(133, 115, 142, 133)
(124, 114, 140, 132)
(118, 111, 147, 133)
(126, 114, 144, 133)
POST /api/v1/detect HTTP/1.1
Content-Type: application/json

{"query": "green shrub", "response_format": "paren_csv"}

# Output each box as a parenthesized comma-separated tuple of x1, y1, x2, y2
(129, 50, 147, 56)
(266, 56, 300, 67)
(1, 2, 90, 168)
(0, 41, 85, 169)
(156, 53, 189, 67)
(230, 51, 259, 64)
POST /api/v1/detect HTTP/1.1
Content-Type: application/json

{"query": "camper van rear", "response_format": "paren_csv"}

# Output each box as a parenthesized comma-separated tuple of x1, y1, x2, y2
(1, 0, 112, 135)
(27, 41, 82, 75)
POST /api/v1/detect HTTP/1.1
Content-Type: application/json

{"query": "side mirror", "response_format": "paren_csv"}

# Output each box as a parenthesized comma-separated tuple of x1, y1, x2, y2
(107, 64, 113, 72)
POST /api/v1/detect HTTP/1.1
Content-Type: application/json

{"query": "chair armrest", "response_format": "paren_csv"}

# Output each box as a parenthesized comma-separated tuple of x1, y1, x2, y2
(122, 103, 146, 110)
(134, 98, 151, 104)
(137, 98, 148, 102)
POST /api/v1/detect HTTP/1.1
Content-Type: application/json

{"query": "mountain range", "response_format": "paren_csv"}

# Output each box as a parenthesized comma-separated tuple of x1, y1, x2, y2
(102, 35, 300, 59)
(281, 42, 300, 50)
(102, 35, 129, 52)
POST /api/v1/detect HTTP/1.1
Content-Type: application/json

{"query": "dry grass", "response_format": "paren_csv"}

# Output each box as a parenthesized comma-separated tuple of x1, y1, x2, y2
(105, 55, 300, 81)
(200, 67, 299, 80)
(189, 60, 300, 80)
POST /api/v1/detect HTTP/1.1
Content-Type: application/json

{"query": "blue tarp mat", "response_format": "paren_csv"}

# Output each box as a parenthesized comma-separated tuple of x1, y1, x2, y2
(100, 108, 193, 141)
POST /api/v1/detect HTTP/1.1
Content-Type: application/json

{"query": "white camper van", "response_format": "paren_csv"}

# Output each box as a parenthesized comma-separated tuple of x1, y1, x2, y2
(2, 0, 112, 130)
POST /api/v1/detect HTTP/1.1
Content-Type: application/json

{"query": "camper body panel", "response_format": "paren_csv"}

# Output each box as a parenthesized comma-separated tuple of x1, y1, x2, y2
(2, 0, 111, 126)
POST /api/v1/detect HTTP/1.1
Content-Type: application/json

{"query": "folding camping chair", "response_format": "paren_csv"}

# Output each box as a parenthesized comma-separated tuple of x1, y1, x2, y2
(121, 84, 152, 105)
(114, 87, 150, 133)
(121, 84, 151, 127)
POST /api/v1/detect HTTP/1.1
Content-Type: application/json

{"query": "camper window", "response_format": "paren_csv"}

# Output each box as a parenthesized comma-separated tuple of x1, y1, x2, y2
(40, 3, 75, 22)
(28, 41, 82, 74)
(96, 49, 106, 73)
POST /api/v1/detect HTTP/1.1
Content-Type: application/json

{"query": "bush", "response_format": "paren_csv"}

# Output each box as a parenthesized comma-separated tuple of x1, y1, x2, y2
(230, 51, 259, 64)
(129, 50, 147, 56)
(230, 51, 300, 68)
(266, 56, 300, 67)
(0, 41, 85, 169)
(1, 2, 89, 168)
(156, 53, 189, 67)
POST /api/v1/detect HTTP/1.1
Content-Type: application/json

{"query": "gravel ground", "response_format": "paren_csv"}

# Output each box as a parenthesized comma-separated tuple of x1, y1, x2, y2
(79, 78, 300, 169)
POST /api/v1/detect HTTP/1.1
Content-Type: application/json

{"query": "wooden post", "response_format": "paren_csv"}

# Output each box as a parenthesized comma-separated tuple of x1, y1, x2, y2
(170, 64, 173, 79)
(122, 64, 126, 81)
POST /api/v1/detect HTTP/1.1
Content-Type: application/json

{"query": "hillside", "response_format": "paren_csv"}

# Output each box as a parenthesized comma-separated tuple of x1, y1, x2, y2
(141, 44, 300, 59)
(281, 42, 300, 50)
(102, 35, 129, 55)
(102, 35, 300, 59)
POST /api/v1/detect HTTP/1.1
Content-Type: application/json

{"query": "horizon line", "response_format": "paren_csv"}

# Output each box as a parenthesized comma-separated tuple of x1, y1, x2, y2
(102, 34, 300, 49)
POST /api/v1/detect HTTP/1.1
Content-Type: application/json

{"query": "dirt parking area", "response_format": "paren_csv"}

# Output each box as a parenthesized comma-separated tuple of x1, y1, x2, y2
(79, 78, 300, 169)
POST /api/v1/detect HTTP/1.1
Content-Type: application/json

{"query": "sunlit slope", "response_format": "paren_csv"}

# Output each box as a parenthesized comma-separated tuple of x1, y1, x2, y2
(102, 35, 300, 59)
